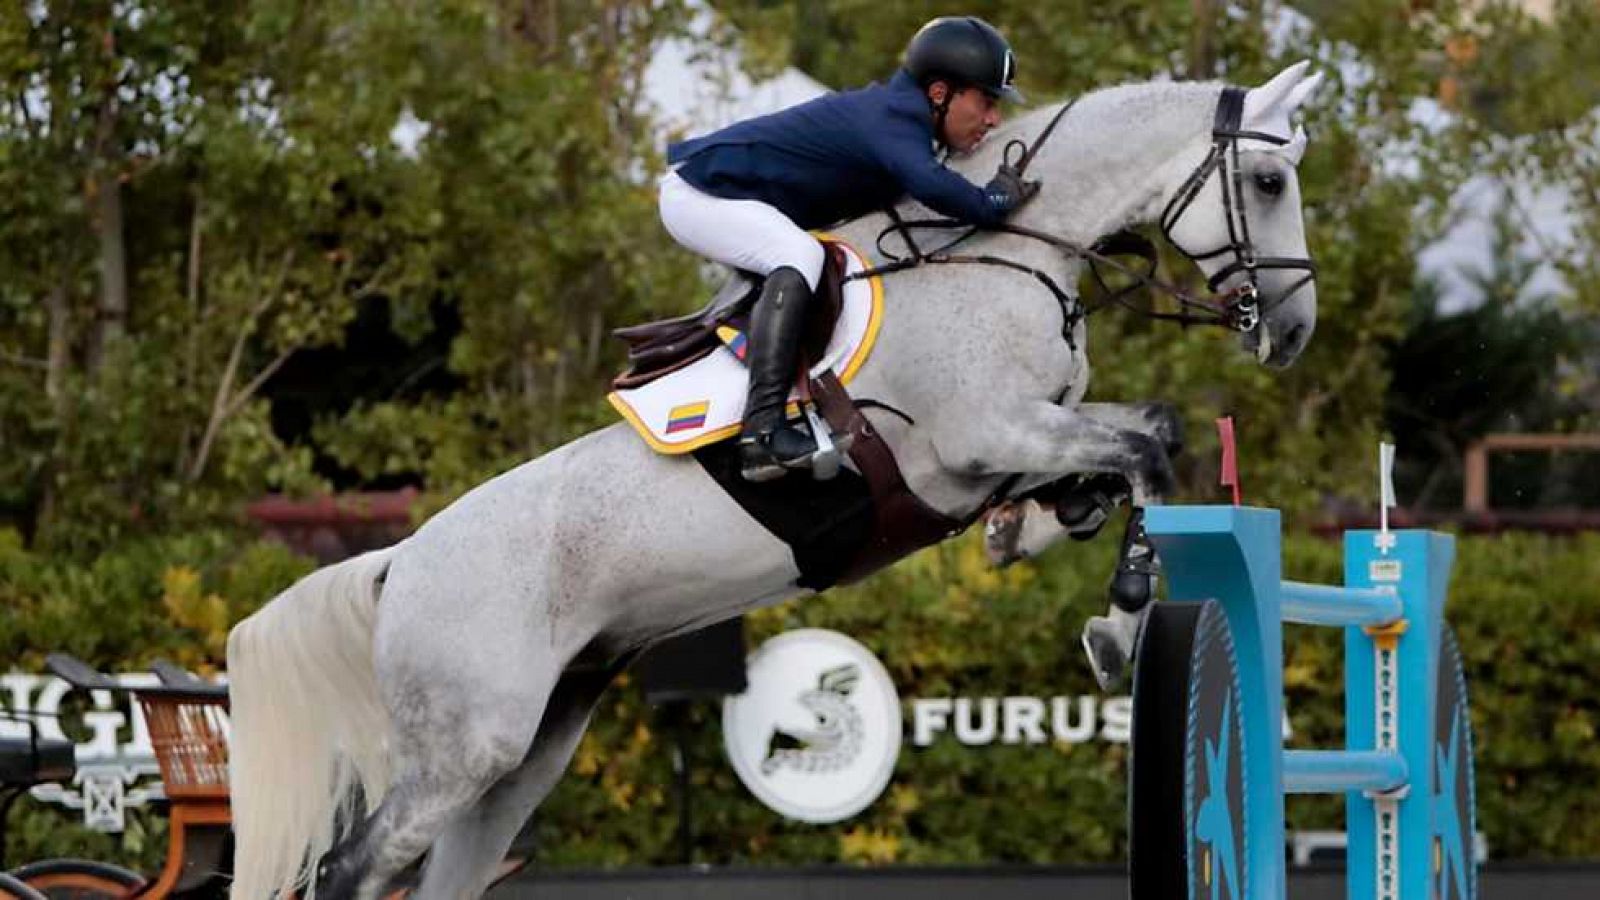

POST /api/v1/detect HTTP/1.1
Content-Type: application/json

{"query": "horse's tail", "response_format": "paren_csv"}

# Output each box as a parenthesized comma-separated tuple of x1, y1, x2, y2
(227, 545, 398, 900)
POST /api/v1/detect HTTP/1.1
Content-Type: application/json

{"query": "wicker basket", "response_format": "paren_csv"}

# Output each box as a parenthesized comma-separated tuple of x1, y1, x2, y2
(137, 694, 231, 801)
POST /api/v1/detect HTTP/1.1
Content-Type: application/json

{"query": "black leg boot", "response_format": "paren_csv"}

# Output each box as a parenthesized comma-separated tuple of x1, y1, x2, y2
(1082, 506, 1160, 690)
(739, 266, 818, 482)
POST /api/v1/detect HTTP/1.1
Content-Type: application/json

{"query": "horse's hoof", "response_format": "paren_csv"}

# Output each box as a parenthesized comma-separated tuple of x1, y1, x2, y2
(313, 847, 365, 900)
(1051, 479, 1120, 542)
(1053, 490, 1102, 527)
(1081, 607, 1145, 691)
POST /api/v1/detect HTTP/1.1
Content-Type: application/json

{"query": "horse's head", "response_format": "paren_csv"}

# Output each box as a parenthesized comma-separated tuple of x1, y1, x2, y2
(1160, 62, 1324, 369)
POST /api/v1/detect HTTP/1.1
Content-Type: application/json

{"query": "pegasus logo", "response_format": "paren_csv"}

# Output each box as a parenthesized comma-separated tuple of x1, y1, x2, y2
(760, 664, 865, 776)
(722, 629, 901, 823)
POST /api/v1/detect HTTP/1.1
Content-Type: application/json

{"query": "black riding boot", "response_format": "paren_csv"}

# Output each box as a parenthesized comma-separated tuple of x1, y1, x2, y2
(739, 266, 818, 482)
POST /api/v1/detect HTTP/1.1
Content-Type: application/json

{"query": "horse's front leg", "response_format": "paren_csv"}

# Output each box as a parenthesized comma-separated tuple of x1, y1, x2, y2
(937, 401, 1181, 690)
(983, 402, 1182, 566)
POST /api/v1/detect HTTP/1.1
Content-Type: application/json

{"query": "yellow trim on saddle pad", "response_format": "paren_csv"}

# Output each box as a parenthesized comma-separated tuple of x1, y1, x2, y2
(607, 238, 884, 455)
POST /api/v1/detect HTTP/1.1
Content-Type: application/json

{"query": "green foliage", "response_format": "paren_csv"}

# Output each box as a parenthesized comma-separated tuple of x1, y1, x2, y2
(1386, 206, 1600, 508)
(5, 528, 1599, 866)
(0, 527, 312, 871)
(0, 0, 701, 550)
(0, 527, 312, 672)
(1438, 1, 1600, 322)
(6, 0, 1599, 548)
(525, 528, 1600, 865)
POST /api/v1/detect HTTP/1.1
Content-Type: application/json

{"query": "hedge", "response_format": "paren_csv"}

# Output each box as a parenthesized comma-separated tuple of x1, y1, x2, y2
(3, 523, 1598, 870)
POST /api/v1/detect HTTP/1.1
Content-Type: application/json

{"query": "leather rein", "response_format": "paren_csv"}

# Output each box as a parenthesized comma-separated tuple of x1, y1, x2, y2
(844, 87, 1318, 340)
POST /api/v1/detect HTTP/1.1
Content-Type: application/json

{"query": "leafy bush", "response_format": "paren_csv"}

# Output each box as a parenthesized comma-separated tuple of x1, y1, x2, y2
(5, 527, 1598, 869)
(532, 528, 1600, 865)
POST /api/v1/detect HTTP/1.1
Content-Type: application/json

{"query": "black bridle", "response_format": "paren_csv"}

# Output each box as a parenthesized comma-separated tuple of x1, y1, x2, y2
(1157, 86, 1317, 334)
(848, 86, 1317, 339)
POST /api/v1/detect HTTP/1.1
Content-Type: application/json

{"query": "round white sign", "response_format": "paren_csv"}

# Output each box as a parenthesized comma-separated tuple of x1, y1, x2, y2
(722, 628, 902, 823)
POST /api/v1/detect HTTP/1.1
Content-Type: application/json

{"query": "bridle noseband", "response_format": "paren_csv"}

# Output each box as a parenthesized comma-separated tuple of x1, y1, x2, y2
(1158, 87, 1317, 334)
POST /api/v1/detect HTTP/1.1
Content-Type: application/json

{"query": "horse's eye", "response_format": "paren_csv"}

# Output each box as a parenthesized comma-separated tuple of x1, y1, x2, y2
(1254, 171, 1285, 197)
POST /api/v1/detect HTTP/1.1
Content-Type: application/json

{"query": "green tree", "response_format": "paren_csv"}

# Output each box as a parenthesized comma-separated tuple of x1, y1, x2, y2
(1, 1, 701, 551)
(307, 0, 704, 501)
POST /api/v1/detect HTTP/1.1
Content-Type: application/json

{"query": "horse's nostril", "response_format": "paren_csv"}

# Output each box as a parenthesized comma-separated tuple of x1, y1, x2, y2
(1285, 323, 1306, 349)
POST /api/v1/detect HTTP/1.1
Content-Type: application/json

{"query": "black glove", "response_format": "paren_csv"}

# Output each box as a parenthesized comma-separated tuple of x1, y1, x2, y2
(983, 163, 1042, 217)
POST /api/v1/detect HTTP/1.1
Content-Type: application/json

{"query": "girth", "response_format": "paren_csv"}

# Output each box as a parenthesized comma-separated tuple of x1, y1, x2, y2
(809, 372, 968, 584)
(693, 369, 972, 591)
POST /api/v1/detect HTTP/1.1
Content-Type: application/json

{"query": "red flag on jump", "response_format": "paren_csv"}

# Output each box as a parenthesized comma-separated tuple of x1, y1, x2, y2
(1216, 416, 1241, 505)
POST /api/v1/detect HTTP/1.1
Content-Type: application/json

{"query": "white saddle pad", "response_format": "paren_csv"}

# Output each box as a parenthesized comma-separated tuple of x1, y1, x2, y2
(609, 240, 883, 454)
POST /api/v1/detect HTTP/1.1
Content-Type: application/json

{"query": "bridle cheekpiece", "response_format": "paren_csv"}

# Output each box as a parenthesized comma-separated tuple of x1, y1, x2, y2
(1157, 87, 1317, 335)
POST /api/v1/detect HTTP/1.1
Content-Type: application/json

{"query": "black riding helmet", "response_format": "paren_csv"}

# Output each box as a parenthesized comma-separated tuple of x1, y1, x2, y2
(903, 16, 1023, 103)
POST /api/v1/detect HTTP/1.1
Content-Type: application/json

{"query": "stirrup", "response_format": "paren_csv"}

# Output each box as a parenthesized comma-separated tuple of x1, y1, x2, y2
(803, 403, 844, 480)
(738, 411, 854, 483)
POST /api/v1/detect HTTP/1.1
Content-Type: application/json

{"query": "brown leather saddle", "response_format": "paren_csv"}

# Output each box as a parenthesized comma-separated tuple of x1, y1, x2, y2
(611, 241, 850, 390)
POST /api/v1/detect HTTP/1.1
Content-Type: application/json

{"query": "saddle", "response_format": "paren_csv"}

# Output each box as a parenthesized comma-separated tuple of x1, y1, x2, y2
(608, 236, 972, 589)
(611, 241, 850, 390)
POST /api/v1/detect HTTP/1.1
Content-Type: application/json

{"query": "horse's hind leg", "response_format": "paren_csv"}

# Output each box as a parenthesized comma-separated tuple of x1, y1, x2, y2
(413, 665, 618, 899)
(315, 670, 562, 900)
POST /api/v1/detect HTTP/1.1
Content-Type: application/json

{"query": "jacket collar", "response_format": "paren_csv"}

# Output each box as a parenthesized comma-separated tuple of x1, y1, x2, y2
(889, 68, 925, 99)
(888, 69, 933, 126)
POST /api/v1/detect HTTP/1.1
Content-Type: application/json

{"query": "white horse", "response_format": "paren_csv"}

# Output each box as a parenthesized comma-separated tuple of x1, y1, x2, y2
(227, 62, 1323, 900)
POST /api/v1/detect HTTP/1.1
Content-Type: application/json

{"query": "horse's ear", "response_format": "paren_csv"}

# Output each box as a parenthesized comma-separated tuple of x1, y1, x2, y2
(1243, 61, 1316, 139)
(1284, 71, 1325, 113)
(819, 664, 859, 695)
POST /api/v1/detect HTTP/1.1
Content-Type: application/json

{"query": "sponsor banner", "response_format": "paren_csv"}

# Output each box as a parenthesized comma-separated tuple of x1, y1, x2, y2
(724, 629, 1293, 823)
(909, 695, 1133, 746)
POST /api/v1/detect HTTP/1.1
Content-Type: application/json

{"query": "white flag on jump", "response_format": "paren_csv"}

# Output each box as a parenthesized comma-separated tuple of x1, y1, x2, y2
(1379, 442, 1396, 509)
(1378, 442, 1396, 552)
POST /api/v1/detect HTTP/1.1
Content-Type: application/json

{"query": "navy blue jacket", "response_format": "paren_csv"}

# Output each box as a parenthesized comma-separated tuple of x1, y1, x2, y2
(668, 70, 1002, 230)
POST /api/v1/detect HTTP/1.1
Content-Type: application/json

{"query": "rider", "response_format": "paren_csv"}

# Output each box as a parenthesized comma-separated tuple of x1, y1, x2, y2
(660, 16, 1041, 482)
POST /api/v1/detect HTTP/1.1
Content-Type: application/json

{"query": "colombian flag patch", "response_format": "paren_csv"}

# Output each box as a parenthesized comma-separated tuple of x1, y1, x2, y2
(665, 401, 710, 434)
(716, 325, 749, 362)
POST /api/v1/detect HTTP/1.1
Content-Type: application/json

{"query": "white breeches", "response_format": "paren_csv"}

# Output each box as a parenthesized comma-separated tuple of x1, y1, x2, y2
(658, 170, 825, 291)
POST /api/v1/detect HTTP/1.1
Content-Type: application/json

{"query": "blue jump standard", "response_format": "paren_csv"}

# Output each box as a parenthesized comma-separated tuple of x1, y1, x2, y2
(1142, 505, 1471, 900)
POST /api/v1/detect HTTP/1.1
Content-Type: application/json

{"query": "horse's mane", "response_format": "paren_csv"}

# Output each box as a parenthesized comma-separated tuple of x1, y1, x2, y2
(952, 78, 1222, 178)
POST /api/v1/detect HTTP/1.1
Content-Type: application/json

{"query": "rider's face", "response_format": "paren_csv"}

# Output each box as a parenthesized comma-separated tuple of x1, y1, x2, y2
(932, 84, 1002, 153)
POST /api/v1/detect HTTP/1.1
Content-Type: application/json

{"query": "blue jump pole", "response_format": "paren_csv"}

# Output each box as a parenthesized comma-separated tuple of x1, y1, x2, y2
(1141, 505, 1462, 900)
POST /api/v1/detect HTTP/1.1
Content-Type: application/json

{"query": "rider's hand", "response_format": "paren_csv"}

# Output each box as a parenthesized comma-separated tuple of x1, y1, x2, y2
(983, 163, 1042, 217)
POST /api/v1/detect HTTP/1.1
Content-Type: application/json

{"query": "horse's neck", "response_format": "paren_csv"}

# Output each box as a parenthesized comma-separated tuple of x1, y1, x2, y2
(837, 81, 1219, 281)
(954, 82, 1220, 245)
